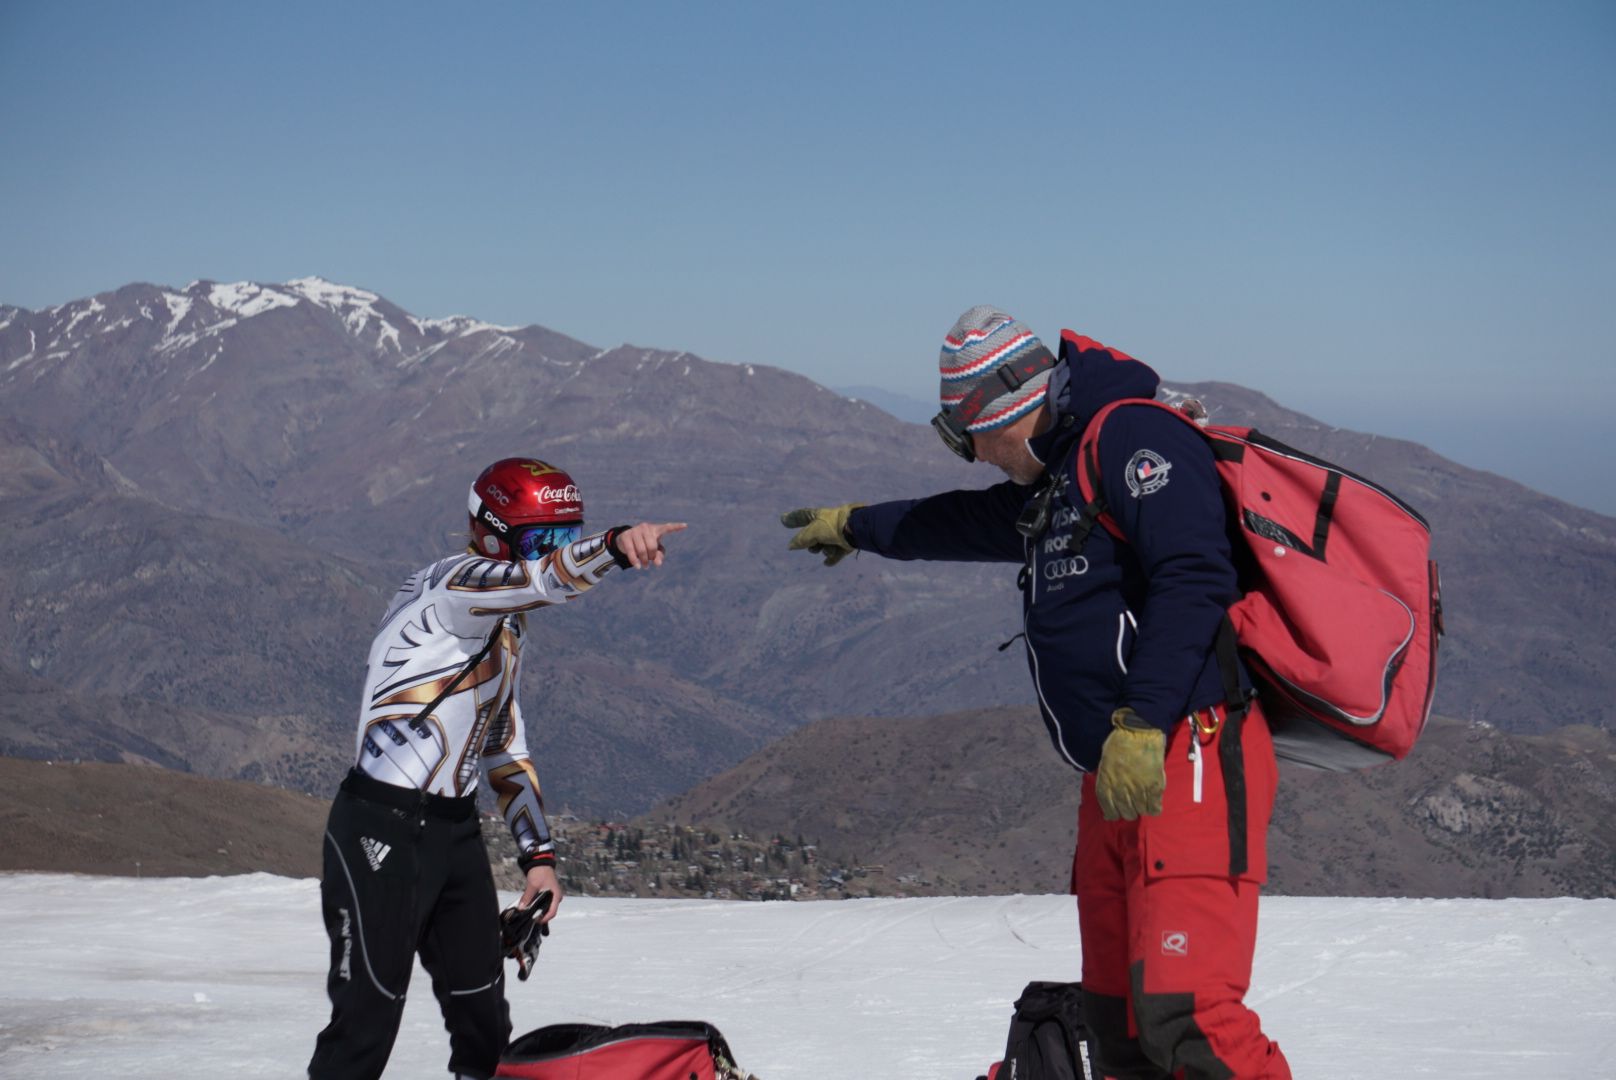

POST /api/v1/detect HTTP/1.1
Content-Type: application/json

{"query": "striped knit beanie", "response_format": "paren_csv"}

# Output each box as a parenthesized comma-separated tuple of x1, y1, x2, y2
(939, 306, 1056, 432)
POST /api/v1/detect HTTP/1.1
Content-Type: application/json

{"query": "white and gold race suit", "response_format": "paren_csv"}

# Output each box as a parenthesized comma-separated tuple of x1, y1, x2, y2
(353, 533, 625, 868)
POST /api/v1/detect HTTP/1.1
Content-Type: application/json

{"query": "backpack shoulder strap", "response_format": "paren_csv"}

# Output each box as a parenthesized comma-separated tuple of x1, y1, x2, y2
(1071, 398, 1204, 542)
(1073, 401, 1254, 718)
(407, 616, 507, 729)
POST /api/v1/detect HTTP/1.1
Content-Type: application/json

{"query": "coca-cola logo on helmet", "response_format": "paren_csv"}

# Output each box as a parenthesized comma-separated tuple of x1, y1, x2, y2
(536, 484, 581, 505)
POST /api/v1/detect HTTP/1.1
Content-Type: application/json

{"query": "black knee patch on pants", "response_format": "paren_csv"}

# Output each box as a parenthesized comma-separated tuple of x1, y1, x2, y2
(1082, 987, 1173, 1080)
(1130, 962, 1234, 1080)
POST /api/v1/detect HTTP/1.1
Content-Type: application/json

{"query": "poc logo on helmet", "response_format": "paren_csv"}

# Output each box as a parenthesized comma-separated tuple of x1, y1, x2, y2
(480, 507, 510, 533)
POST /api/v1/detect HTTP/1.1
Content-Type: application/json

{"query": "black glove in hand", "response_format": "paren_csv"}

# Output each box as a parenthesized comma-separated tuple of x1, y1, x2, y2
(499, 889, 553, 982)
(781, 504, 863, 566)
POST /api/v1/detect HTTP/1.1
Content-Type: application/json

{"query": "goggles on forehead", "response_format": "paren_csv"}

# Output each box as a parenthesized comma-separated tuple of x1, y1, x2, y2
(514, 524, 582, 560)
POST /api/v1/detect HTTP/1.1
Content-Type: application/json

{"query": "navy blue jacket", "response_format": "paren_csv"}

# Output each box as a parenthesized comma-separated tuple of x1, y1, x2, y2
(848, 332, 1244, 772)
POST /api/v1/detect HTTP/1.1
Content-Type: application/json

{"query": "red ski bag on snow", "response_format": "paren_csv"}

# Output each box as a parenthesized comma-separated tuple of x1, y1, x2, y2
(496, 1020, 749, 1080)
(1075, 399, 1444, 771)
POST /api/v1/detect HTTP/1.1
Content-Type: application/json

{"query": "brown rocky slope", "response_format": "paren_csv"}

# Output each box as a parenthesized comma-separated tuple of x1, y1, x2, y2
(644, 708, 1616, 899)
(0, 755, 329, 878)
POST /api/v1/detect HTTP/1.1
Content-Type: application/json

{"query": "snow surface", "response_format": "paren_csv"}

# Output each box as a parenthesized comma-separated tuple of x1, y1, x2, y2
(0, 875, 1610, 1079)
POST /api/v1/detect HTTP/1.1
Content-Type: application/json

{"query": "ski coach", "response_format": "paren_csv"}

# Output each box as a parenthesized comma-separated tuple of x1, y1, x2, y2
(782, 307, 1291, 1079)
(308, 457, 684, 1080)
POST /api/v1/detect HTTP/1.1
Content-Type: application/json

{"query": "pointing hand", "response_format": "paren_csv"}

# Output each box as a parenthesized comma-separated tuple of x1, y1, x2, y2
(781, 504, 863, 567)
(613, 522, 686, 568)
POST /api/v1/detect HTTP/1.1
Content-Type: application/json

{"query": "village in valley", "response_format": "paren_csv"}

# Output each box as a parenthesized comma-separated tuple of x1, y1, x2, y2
(483, 814, 942, 902)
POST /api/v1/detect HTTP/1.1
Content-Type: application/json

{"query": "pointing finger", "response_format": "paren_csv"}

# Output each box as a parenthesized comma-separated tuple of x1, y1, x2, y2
(780, 508, 815, 528)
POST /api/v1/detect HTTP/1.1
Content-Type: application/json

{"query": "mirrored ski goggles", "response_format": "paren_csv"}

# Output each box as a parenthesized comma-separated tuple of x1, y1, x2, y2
(514, 524, 582, 560)
(931, 409, 976, 463)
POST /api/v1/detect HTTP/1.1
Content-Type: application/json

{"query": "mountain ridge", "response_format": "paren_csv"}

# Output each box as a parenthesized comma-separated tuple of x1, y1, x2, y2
(2, 277, 1611, 823)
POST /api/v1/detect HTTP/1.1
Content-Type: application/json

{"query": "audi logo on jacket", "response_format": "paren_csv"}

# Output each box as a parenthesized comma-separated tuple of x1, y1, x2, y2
(847, 333, 1247, 773)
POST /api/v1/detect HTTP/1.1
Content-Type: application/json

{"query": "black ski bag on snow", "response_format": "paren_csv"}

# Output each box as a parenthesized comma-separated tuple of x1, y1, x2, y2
(980, 981, 1099, 1080)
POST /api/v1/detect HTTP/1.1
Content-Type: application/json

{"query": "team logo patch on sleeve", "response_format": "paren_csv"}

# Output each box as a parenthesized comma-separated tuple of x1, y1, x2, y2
(1125, 449, 1172, 497)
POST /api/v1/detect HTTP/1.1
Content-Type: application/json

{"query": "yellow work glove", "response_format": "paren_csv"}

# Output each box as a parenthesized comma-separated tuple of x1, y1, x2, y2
(1095, 707, 1166, 821)
(780, 503, 863, 567)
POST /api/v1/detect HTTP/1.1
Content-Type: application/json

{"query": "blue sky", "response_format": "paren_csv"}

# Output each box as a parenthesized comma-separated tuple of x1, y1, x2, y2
(3, 1, 1612, 512)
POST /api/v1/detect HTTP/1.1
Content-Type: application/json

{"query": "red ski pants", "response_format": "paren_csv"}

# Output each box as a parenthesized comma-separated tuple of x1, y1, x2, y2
(1072, 703, 1291, 1080)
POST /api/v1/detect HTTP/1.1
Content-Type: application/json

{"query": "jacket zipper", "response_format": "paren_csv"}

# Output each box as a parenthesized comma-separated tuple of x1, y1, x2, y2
(1023, 534, 1081, 771)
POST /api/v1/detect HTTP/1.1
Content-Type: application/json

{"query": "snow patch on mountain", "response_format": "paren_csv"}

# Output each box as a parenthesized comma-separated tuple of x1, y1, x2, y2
(179, 278, 529, 359)
(192, 344, 225, 378)
(58, 297, 105, 339)
(160, 293, 193, 339)
(207, 282, 300, 319)
(400, 339, 451, 367)
(1, 277, 560, 375)
(159, 318, 238, 356)
(3, 329, 38, 372)
(283, 277, 416, 353)
(409, 314, 518, 338)
(467, 336, 519, 364)
(282, 276, 380, 309)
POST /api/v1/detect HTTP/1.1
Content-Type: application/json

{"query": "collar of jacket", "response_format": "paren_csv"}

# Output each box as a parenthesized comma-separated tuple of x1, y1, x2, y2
(1026, 359, 1082, 476)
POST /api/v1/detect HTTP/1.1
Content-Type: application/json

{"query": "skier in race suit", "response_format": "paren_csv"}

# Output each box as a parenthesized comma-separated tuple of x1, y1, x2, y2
(308, 457, 684, 1080)
(782, 308, 1291, 1079)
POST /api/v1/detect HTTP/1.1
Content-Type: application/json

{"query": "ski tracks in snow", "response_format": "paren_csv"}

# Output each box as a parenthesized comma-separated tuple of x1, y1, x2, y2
(2, 876, 1613, 1080)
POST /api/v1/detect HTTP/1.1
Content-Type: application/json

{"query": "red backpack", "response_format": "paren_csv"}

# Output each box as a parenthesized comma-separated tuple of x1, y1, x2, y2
(496, 1021, 756, 1080)
(1073, 398, 1444, 770)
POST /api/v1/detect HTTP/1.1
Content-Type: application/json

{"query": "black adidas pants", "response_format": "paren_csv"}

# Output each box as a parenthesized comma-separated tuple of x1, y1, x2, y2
(308, 769, 511, 1080)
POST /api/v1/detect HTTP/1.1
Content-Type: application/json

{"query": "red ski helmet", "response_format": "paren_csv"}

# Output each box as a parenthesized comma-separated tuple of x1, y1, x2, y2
(467, 458, 584, 561)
